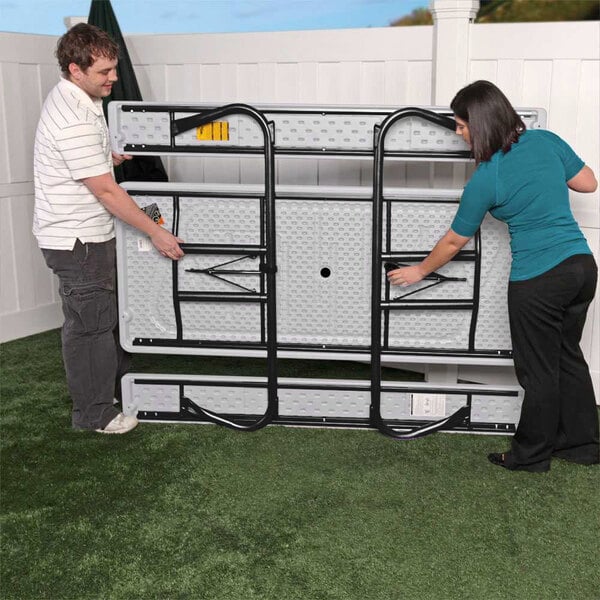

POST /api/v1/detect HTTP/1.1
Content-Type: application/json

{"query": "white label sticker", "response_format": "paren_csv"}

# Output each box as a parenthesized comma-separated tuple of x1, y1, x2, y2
(137, 237, 153, 252)
(411, 393, 446, 417)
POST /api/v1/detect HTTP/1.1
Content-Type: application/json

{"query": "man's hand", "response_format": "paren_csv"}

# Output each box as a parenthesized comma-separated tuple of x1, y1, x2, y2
(112, 151, 133, 167)
(150, 228, 185, 261)
(82, 172, 184, 260)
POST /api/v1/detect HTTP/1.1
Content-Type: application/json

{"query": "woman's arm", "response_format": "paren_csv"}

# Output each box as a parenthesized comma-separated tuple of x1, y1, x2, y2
(567, 165, 597, 193)
(387, 229, 471, 286)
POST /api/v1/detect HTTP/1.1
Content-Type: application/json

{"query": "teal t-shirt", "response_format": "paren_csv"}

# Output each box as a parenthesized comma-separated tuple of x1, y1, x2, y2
(450, 129, 591, 281)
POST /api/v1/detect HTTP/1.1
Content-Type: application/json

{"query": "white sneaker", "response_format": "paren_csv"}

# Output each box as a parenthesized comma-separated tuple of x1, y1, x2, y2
(96, 413, 138, 434)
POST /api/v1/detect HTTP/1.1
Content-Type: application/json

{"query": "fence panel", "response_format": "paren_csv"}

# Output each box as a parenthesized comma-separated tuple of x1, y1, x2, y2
(0, 19, 597, 396)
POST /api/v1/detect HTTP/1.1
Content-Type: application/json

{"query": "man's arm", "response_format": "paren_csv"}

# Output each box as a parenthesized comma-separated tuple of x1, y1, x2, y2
(387, 229, 471, 286)
(82, 172, 184, 260)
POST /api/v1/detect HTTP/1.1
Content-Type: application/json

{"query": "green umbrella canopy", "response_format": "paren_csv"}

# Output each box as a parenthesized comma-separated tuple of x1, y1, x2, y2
(88, 0, 167, 182)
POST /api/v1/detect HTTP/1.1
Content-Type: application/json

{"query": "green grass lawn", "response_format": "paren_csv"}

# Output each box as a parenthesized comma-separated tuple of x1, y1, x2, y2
(1, 330, 599, 600)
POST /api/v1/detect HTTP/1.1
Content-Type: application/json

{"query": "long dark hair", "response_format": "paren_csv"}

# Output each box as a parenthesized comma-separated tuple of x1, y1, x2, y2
(450, 80, 526, 164)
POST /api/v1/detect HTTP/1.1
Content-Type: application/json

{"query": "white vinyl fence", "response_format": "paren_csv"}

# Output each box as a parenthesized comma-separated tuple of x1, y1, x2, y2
(0, 1, 598, 390)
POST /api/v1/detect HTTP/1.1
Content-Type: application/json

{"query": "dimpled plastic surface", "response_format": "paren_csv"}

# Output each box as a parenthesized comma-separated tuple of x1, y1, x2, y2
(113, 110, 470, 153)
(118, 188, 512, 353)
(121, 375, 522, 427)
(112, 104, 541, 155)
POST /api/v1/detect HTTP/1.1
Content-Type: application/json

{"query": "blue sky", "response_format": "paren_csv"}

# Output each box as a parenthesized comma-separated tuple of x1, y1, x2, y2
(0, 0, 428, 35)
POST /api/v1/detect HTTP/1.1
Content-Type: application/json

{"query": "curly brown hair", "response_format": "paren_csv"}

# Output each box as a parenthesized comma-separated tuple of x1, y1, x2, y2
(56, 23, 119, 76)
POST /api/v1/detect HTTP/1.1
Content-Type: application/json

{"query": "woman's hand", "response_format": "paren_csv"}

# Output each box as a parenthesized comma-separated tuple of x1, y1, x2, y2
(387, 265, 426, 287)
(387, 230, 471, 287)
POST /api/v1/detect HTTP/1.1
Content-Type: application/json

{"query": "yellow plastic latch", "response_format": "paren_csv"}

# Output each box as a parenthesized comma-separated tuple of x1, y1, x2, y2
(196, 121, 229, 141)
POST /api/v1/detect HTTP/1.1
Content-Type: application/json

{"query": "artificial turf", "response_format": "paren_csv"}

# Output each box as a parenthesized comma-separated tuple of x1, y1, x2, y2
(1, 330, 599, 600)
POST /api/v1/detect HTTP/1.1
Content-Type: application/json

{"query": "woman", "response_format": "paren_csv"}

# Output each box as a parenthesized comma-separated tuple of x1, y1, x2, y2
(388, 80, 598, 472)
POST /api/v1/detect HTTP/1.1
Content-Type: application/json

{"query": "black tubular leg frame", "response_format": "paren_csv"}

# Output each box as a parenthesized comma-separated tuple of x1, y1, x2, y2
(171, 104, 278, 431)
(370, 108, 470, 439)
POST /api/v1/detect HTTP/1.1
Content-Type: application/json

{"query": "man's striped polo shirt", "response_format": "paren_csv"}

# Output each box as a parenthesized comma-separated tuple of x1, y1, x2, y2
(33, 77, 114, 250)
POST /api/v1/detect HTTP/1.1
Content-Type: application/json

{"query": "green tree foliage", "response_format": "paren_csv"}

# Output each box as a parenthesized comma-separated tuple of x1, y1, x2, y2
(391, 0, 599, 26)
(477, 0, 599, 22)
(392, 6, 433, 26)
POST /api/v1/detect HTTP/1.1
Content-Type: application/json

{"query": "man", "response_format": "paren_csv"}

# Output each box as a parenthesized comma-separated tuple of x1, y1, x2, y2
(33, 23, 184, 434)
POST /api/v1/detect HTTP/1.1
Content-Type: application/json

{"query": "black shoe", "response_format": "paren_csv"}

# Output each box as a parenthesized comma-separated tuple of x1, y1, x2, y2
(487, 452, 550, 473)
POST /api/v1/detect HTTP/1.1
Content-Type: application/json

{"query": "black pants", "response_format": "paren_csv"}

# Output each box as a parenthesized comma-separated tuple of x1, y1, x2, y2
(42, 239, 128, 430)
(508, 254, 599, 468)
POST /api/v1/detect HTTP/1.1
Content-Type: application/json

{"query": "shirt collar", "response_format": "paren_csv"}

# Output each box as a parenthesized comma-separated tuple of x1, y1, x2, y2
(58, 77, 105, 117)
